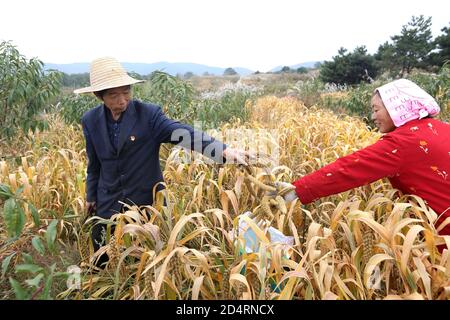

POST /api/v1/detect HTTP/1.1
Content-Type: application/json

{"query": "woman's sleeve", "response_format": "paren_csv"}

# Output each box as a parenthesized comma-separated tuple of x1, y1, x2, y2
(292, 134, 402, 204)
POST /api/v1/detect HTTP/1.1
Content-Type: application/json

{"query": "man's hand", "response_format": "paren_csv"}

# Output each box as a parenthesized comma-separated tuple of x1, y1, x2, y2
(86, 201, 96, 215)
(222, 147, 256, 166)
(82, 201, 96, 225)
(267, 182, 298, 203)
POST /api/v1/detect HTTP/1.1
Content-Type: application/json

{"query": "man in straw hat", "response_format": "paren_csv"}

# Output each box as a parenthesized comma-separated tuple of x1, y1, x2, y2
(75, 57, 251, 267)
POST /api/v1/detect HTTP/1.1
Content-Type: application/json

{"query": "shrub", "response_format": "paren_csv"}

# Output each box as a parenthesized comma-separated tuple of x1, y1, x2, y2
(134, 71, 196, 122)
(58, 93, 98, 125)
(0, 41, 62, 139)
(407, 63, 450, 121)
(291, 78, 325, 107)
(320, 46, 378, 85)
(195, 91, 253, 129)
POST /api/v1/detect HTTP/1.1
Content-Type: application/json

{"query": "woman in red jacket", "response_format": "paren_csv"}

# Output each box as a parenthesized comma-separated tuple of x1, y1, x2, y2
(278, 79, 450, 249)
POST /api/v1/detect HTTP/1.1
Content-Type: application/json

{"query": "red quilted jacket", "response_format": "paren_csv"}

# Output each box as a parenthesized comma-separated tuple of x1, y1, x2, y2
(293, 118, 450, 237)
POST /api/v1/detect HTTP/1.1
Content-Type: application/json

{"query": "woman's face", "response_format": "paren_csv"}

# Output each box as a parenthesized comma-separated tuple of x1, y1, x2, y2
(371, 93, 396, 133)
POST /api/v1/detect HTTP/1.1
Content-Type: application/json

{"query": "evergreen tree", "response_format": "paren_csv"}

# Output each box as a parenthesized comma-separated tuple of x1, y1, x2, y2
(376, 15, 434, 76)
(319, 46, 378, 85)
(223, 68, 238, 76)
(428, 23, 450, 68)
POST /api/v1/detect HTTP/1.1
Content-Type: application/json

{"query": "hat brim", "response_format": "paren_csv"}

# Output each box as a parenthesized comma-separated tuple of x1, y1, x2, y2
(73, 77, 145, 94)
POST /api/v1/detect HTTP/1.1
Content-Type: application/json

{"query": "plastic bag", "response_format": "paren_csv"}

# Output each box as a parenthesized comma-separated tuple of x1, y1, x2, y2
(229, 212, 294, 255)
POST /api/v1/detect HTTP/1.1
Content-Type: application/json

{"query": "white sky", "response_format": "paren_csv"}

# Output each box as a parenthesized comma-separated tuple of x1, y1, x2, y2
(1, 0, 448, 72)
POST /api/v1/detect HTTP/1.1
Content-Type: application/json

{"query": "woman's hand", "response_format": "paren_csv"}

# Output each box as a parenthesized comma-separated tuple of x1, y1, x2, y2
(267, 182, 298, 203)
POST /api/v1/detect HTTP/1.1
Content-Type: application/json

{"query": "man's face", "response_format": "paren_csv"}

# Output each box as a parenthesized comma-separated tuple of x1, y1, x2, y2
(102, 86, 131, 114)
(371, 93, 396, 133)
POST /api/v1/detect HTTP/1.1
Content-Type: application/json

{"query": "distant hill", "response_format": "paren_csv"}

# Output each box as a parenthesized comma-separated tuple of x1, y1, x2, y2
(270, 61, 321, 73)
(44, 62, 254, 76)
(45, 60, 322, 76)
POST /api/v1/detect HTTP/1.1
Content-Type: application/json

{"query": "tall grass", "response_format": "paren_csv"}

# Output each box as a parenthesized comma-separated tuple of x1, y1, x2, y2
(1, 97, 448, 300)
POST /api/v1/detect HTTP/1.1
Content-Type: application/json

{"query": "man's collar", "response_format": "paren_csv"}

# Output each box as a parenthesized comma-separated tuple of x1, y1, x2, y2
(103, 104, 125, 123)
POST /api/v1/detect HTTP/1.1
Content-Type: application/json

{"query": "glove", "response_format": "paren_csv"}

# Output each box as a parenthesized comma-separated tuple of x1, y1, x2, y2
(267, 182, 298, 203)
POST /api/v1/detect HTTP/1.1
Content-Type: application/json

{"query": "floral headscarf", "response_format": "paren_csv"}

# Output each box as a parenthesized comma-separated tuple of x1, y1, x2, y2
(376, 79, 440, 127)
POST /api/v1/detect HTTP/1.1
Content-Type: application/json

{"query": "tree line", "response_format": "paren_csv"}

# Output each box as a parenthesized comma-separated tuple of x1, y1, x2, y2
(320, 15, 450, 85)
(60, 68, 242, 88)
(59, 16, 449, 88)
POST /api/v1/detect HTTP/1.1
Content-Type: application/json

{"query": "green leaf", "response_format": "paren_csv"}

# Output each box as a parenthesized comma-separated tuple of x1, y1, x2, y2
(45, 220, 58, 252)
(22, 252, 34, 264)
(123, 233, 132, 247)
(31, 236, 45, 255)
(9, 277, 29, 300)
(15, 264, 43, 274)
(164, 282, 177, 300)
(3, 198, 16, 236)
(42, 264, 56, 300)
(3, 198, 25, 238)
(305, 283, 314, 300)
(0, 183, 13, 200)
(25, 273, 44, 288)
(1, 252, 16, 278)
(29, 203, 40, 227)
(405, 269, 418, 291)
(15, 185, 24, 197)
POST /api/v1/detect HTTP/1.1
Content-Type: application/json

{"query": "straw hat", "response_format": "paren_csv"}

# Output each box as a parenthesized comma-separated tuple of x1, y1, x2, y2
(73, 57, 144, 94)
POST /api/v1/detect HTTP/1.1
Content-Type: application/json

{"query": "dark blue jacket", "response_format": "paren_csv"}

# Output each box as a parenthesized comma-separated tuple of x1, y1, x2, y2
(81, 99, 226, 218)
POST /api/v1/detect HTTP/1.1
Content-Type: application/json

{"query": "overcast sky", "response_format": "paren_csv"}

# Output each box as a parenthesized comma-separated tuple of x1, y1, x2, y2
(1, 0, 448, 72)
